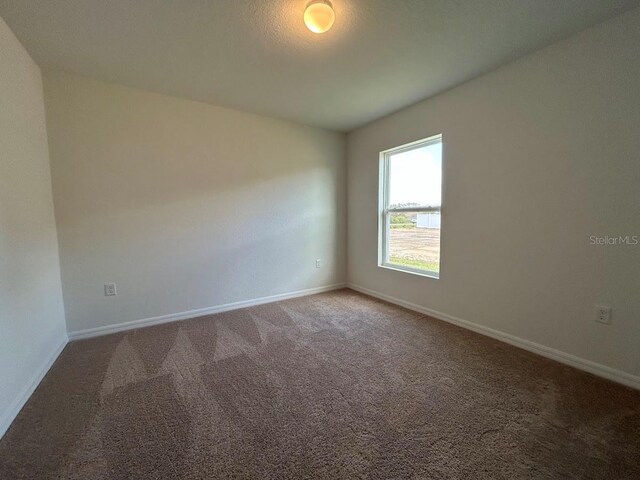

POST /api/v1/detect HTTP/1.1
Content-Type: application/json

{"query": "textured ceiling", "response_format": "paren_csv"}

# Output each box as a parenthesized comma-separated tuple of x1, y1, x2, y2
(1, 0, 638, 131)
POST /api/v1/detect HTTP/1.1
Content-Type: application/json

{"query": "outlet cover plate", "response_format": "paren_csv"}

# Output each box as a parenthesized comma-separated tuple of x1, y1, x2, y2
(104, 283, 117, 296)
(595, 305, 611, 324)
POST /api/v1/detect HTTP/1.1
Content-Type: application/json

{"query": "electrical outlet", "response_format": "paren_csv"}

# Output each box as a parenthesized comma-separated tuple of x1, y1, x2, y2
(316, 259, 321, 268)
(594, 305, 611, 324)
(104, 283, 117, 296)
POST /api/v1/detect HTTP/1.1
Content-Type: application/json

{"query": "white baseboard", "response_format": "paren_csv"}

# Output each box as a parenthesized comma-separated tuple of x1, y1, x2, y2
(68, 283, 347, 341)
(348, 283, 640, 391)
(0, 334, 68, 440)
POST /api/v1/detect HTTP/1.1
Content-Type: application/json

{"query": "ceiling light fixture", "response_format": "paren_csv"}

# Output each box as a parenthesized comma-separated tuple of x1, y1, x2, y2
(304, 0, 335, 34)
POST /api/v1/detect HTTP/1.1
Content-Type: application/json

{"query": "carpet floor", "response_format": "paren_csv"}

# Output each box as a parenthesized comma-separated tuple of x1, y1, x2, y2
(1, 289, 639, 479)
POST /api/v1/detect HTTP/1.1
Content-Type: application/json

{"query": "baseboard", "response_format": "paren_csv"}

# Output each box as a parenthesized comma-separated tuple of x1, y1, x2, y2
(68, 283, 348, 341)
(348, 283, 640, 391)
(0, 334, 68, 440)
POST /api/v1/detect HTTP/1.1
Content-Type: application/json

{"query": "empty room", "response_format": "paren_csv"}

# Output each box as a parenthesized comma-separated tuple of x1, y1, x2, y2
(1, 1, 639, 478)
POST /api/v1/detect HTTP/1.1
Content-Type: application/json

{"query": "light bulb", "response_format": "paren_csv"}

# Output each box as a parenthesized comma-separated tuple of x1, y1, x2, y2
(304, 0, 335, 34)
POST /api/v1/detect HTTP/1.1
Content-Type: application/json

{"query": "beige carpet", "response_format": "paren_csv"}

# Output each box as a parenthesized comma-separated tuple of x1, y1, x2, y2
(1, 289, 639, 479)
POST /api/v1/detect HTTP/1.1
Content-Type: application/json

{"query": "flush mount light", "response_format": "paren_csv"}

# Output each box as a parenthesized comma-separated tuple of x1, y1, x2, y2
(304, 0, 335, 34)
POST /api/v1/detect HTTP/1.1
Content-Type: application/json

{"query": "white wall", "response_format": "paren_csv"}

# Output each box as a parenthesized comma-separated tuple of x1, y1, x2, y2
(0, 17, 67, 437)
(347, 9, 640, 381)
(44, 72, 347, 334)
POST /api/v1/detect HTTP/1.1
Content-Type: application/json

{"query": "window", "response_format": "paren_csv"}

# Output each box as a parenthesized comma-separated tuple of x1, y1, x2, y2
(378, 134, 442, 278)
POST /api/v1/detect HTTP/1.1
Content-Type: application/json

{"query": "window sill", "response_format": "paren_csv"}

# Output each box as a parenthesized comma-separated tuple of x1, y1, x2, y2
(378, 263, 440, 279)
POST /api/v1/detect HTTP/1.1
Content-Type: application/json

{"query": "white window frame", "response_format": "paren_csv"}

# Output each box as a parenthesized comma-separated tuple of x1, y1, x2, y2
(378, 134, 442, 279)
